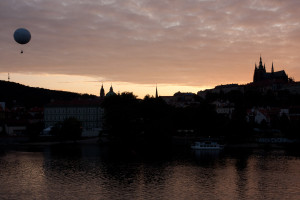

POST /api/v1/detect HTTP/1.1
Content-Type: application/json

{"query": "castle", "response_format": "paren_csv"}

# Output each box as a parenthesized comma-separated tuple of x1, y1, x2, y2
(253, 56, 289, 83)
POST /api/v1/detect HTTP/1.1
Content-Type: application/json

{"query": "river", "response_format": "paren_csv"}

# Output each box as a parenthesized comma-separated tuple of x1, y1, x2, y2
(0, 143, 299, 200)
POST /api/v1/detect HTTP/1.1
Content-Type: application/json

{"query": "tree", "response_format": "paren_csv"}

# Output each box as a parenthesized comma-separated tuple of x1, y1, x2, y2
(50, 118, 82, 141)
(60, 117, 82, 141)
(27, 122, 44, 140)
(102, 92, 141, 141)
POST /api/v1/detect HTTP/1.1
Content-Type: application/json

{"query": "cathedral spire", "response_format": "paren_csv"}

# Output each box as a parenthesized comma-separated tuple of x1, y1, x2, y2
(260, 55, 262, 62)
(271, 62, 274, 73)
(260, 55, 262, 65)
(259, 55, 263, 69)
(155, 84, 158, 98)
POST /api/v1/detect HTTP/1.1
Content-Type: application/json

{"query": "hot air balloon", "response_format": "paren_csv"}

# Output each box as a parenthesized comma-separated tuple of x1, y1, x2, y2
(13, 28, 31, 53)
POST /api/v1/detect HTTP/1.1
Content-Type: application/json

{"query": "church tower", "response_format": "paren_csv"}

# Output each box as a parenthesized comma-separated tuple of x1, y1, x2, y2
(253, 55, 267, 82)
(106, 84, 117, 96)
(259, 55, 263, 69)
(155, 84, 158, 98)
(100, 83, 105, 98)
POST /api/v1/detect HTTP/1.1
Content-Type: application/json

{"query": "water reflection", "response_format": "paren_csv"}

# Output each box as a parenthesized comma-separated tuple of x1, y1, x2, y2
(0, 145, 299, 200)
(0, 150, 47, 199)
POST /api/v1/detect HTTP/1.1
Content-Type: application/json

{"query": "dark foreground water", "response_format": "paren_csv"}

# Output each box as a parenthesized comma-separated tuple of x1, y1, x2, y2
(0, 144, 299, 200)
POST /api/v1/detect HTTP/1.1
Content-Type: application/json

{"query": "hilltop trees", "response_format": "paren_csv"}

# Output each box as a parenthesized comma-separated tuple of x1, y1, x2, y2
(0, 80, 96, 108)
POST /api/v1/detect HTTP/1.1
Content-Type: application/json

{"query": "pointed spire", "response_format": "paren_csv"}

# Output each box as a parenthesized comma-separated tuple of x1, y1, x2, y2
(110, 84, 113, 92)
(100, 82, 105, 98)
(271, 62, 274, 73)
(260, 54, 262, 62)
(259, 55, 263, 69)
(155, 84, 158, 98)
(106, 83, 117, 96)
(260, 54, 262, 65)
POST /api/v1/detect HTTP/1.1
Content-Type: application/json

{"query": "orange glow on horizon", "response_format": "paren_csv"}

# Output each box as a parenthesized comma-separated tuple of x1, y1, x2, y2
(0, 73, 219, 98)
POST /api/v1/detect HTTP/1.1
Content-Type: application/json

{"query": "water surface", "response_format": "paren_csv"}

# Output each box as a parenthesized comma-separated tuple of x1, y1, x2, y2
(0, 144, 299, 200)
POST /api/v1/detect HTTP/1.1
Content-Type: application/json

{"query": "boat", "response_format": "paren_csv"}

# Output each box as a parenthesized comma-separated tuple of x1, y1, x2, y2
(191, 141, 224, 150)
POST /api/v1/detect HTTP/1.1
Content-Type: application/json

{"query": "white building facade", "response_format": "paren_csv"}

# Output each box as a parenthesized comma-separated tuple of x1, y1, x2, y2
(44, 99, 104, 137)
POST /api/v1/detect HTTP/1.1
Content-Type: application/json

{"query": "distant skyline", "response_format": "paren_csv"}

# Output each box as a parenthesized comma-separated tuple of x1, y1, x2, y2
(1, 0, 300, 98)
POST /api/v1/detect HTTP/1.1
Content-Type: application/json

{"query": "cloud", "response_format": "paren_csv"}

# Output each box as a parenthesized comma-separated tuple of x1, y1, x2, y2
(0, 0, 300, 88)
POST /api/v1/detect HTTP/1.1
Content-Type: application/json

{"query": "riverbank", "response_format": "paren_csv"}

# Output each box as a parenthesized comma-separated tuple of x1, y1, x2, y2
(1, 135, 299, 151)
(0, 135, 100, 146)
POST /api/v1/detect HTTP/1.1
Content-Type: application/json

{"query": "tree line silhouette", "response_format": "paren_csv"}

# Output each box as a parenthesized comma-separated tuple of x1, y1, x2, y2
(102, 89, 300, 148)
(1, 81, 299, 143)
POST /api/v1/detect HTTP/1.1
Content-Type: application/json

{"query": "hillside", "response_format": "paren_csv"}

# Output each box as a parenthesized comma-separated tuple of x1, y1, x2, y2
(0, 80, 97, 108)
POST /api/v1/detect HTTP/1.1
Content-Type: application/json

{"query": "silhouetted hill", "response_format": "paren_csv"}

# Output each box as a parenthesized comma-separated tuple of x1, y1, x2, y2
(0, 80, 97, 108)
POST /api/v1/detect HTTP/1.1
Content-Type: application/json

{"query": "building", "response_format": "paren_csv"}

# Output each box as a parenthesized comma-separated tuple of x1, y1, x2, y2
(253, 56, 289, 84)
(100, 84, 105, 98)
(246, 108, 271, 125)
(44, 99, 104, 137)
(197, 56, 296, 98)
(197, 84, 244, 99)
(212, 100, 235, 119)
(0, 102, 5, 121)
(106, 85, 117, 97)
(161, 92, 199, 107)
(4, 120, 27, 135)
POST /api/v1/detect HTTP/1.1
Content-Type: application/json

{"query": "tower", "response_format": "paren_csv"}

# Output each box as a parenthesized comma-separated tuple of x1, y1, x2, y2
(259, 55, 263, 69)
(100, 83, 105, 98)
(155, 84, 158, 98)
(106, 84, 117, 96)
(253, 56, 267, 82)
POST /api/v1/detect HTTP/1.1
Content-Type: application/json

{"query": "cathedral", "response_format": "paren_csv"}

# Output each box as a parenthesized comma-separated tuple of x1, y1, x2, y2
(253, 56, 289, 83)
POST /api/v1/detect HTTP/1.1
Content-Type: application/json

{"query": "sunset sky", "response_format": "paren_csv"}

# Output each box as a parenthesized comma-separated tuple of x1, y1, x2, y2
(1, 0, 300, 98)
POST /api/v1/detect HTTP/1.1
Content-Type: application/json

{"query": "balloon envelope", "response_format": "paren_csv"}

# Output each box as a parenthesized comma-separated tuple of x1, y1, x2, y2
(14, 28, 31, 45)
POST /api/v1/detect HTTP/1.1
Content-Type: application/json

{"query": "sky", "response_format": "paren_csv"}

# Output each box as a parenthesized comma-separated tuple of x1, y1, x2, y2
(1, 0, 300, 98)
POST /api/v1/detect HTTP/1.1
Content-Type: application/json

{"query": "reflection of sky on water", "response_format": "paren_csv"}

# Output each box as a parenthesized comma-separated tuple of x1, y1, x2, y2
(0, 145, 299, 200)
(0, 151, 47, 199)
